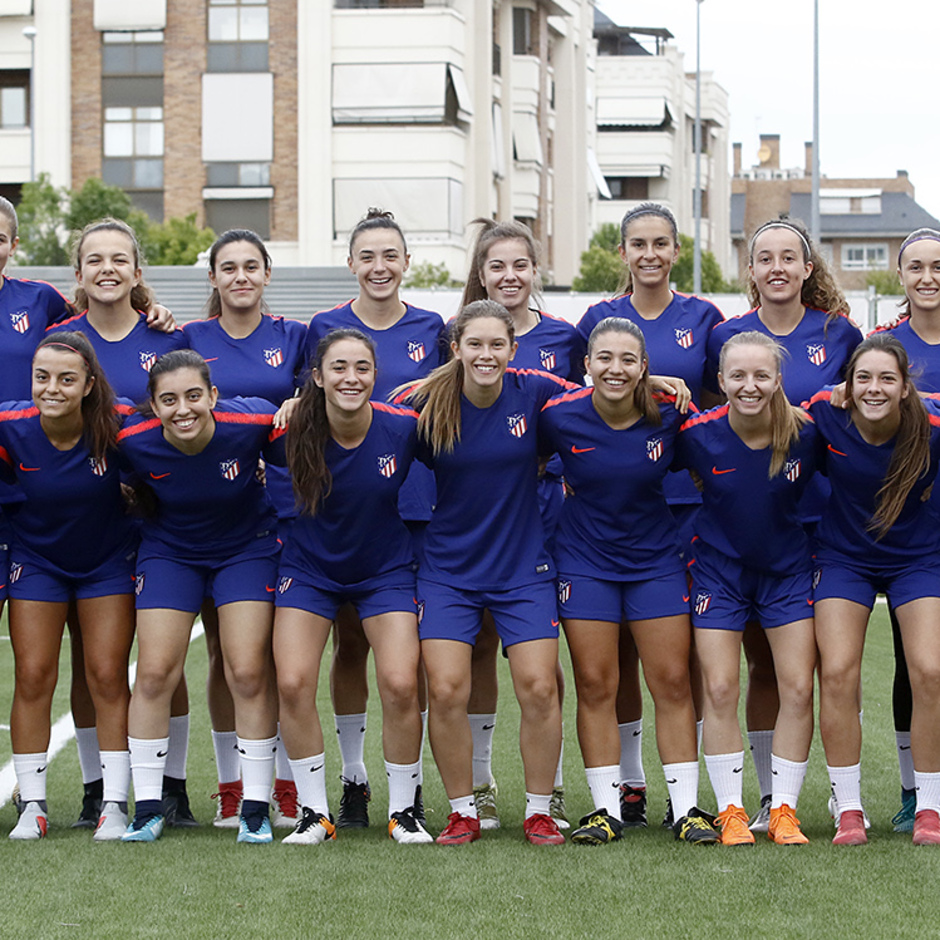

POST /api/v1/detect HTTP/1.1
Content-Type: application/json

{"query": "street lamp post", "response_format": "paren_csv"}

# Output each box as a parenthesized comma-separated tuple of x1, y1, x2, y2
(810, 0, 820, 245)
(22, 26, 36, 183)
(693, 0, 703, 295)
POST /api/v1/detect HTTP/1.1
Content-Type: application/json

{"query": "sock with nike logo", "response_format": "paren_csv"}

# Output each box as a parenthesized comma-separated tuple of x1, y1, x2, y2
(13, 752, 48, 803)
(238, 735, 277, 803)
(101, 750, 131, 804)
(129, 735, 170, 803)
(386, 759, 422, 816)
(704, 750, 745, 813)
(770, 754, 807, 810)
(289, 752, 329, 816)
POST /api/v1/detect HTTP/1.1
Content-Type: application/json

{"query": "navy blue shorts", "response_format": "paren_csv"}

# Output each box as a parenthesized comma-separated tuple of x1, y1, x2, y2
(813, 554, 940, 610)
(274, 565, 416, 621)
(417, 577, 559, 649)
(556, 569, 689, 623)
(688, 543, 813, 631)
(8, 545, 136, 603)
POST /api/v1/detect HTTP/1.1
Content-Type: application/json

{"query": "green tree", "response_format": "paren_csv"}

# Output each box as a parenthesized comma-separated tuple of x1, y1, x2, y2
(671, 233, 733, 293)
(142, 213, 216, 266)
(14, 172, 69, 265)
(404, 260, 463, 289)
(572, 223, 622, 292)
(865, 269, 903, 296)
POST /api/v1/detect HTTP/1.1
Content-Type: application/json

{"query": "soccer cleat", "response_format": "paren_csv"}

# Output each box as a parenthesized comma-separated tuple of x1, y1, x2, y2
(912, 809, 940, 846)
(832, 809, 868, 846)
(282, 807, 336, 845)
(673, 808, 720, 845)
(661, 798, 674, 829)
(72, 779, 103, 829)
(473, 782, 500, 830)
(163, 786, 199, 828)
(10, 783, 23, 815)
(337, 778, 371, 829)
(212, 780, 243, 829)
(389, 807, 434, 844)
(892, 788, 917, 833)
(550, 787, 570, 829)
(237, 812, 273, 844)
(93, 801, 129, 842)
(524, 812, 566, 846)
(716, 805, 755, 846)
(413, 784, 426, 826)
(619, 784, 648, 828)
(121, 813, 165, 843)
(271, 779, 300, 829)
(436, 812, 481, 846)
(748, 794, 772, 833)
(9, 801, 48, 841)
(769, 804, 809, 845)
(571, 811, 623, 845)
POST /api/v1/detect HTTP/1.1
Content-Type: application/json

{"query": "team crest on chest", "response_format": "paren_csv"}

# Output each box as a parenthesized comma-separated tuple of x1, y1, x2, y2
(784, 458, 801, 482)
(263, 347, 283, 369)
(11, 310, 29, 334)
(557, 580, 571, 605)
(139, 350, 157, 372)
(807, 343, 827, 366)
(507, 413, 528, 438)
(694, 591, 712, 616)
(647, 437, 664, 462)
(88, 456, 108, 477)
(407, 341, 426, 363)
(675, 328, 693, 349)
(539, 348, 556, 372)
(220, 458, 240, 481)
(377, 453, 398, 478)
(9, 562, 22, 584)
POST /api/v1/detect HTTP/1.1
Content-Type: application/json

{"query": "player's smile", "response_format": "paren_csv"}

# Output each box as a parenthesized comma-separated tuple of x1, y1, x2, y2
(315, 338, 376, 415)
(151, 367, 219, 454)
(480, 238, 535, 315)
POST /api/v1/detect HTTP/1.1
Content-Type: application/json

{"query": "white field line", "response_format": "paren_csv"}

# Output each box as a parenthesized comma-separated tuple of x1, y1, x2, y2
(0, 620, 205, 807)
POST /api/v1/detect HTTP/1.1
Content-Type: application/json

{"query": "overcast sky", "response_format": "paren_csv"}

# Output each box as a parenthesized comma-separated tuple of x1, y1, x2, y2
(596, 1, 940, 223)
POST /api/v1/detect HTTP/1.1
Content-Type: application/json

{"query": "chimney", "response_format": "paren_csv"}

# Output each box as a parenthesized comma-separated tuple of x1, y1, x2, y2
(805, 141, 813, 176)
(758, 134, 780, 169)
(733, 142, 742, 175)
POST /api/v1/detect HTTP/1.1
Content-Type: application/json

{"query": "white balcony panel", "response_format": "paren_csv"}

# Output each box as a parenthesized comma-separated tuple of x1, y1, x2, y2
(596, 131, 673, 177)
(334, 176, 463, 239)
(94, 0, 166, 31)
(597, 97, 670, 127)
(202, 73, 273, 162)
(513, 112, 542, 165)
(0, 128, 29, 183)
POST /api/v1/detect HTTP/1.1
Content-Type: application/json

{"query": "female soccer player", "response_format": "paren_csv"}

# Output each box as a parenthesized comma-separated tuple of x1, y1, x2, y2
(302, 209, 445, 829)
(185, 229, 307, 828)
(2, 332, 136, 840)
(118, 350, 284, 844)
(274, 328, 430, 845)
(808, 333, 940, 846)
(705, 217, 860, 830)
(539, 317, 717, 846)
(396, 300, 574, 846)
(676, 332, 818, 845)
(576, 203, 723, 827)
(455, 218, 581, 830)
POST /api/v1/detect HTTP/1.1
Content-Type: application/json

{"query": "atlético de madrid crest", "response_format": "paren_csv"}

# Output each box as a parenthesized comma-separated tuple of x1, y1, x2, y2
(220, 458, 240, 481)
(377, 453, 397, 478)
(507, 413, 528, 438)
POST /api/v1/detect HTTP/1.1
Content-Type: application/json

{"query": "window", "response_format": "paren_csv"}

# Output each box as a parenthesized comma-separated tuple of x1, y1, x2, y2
(0, 71, 29, 129)
(606, 177, 649, 201)
(94, 0, 166, 30)
(102, 106, 164, 192)
(205, 198, 270, 239)
(842, 243, 888, 271)
(513, 7, 535, 56)
(334, 1, 423, 6)
(208, 0, 268, 71)
(102, 31, 163, 75)
(821, 191, 881, 215)
(206, 163, 271, 187)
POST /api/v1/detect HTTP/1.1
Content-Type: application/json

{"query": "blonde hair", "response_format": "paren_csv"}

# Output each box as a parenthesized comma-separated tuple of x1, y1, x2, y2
(460, 218, 542, 309)
(719, 331, 808, 478)
(72, 218, 154, 313)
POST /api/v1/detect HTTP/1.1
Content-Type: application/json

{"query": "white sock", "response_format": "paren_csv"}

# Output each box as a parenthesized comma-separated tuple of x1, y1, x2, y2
(525, 791, 551, 819)
(915, 769, 940, 814)
(238, 735, 277, 804)
(469, 713, 496, 788)
(74, 727, 101, 784)
(335, 713, 368, 784)
(13, 752, 48, 803)
(289, 753, 329, 816)
(897, 731, 915, 791)
(696, 719, 704, 753)
(827, 763, 863, 817)
(128, 736, 169, 804)
(748, 729, 774, 800)
(554, 733, 564, 789)
(663, 760, 699, 820)
(100, 750, 131, 804)
(418, 709, 428, 786)
(770, 754, 807, 810)
(704, 751, 745, 813)
(165, 714, 189, 781)
(212, 730, 240, 785)
(585, 765, 622, 819)
(618, 720, 645, 787)
(275, 723, 293, 781)
(449, 794, 476, 818)
(386, 759, 422, 816)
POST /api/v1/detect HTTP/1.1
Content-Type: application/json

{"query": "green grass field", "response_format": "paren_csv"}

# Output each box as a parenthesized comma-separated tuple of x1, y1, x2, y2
(0, 603, 938, 939)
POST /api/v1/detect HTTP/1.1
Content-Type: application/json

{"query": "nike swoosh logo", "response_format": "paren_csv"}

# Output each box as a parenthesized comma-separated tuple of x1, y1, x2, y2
(711, 466, 736, 475)
(632, 730, 642, 737)
(311, 765, 323, 772)
(772, 769, 779, 775)
(37, 766, 47, 774)
(899, 745, 911, 751)
(551, 619, 560, 627)
(481, 724, 495, 731)
(682, 595, 690, 603)
(807, 599, 814, 606)
(732, 767, 743, 773)
(203, 357, 219, 363)
(265, 585, 275, 592)
(827, 444, 848, 457)
(156, 750, 168, 758)
(149, 472, 171, 480)
(571, 445, 596, 454)
(666, 778, 677, 785)
(18, 463, 40, 472)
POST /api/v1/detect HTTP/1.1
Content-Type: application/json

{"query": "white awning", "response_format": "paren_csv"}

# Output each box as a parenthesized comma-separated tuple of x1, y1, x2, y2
(513, 112, 543, 165)
(334, 177, 463, 238)
(94, 0, 166, 30)
(492, 102, 506, 180)
(596, 97, 671, 127)
(202, 73, 273, 162)
(447, 64, 473, 122)
(333, 62, 462, 124)
(587, 148, 612, 199)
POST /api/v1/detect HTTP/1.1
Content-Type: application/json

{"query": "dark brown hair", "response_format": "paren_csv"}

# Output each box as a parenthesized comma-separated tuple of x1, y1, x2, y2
(204, 229, 272, 318)
(72, 218, 154, 314)
(348, 208, 408, 257)
(616, 203, 679, 296)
